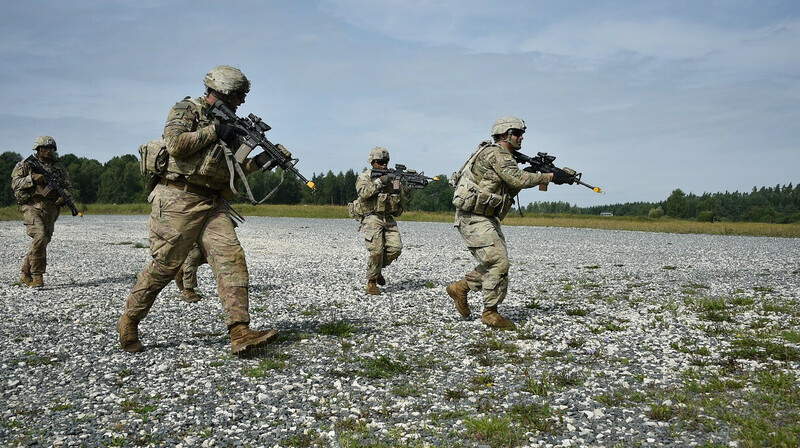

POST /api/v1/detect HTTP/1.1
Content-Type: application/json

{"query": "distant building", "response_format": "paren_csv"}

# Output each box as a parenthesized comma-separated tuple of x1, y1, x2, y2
(600, 212, 613, 216)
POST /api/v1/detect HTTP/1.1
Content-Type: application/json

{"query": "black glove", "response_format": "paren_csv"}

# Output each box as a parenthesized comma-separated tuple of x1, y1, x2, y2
(551, 168, 574, 185)
(215, 122, 241, 146)
(253, 151, 276, 170)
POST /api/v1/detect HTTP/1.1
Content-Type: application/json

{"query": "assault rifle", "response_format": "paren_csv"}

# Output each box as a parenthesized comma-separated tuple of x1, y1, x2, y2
(371, 164, 438, 190)
(24, 155, 80, 216)
(206, 99, 315, 204)
(512, 151, 603, 194)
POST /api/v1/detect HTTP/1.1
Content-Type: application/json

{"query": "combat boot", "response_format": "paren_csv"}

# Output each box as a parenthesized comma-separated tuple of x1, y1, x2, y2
(446, 279, 470, 317)
(20, 259, 33, 286)
(29, 274, 44, 288)
(229, 323, 279, 355)
(117, 314, 143, 353)
(481, 306, 516, 331)
(182, 288, 202, 303)
(366, 280, 381, 295)
(376, 274, 386, 286)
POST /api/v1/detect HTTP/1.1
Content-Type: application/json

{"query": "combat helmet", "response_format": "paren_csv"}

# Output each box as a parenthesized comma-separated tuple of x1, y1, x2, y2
(32, 135, 57, 151)
(204, 65, 250, 97)
(491, 116, 526, 136)
(368, 146, 390, 164)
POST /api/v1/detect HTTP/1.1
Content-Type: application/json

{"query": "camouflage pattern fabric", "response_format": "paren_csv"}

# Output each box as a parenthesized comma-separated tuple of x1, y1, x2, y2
(181, 243, 207, 290)
(122, 184, 250, 326)
(356, 169, 410, 280)
(361, 214, 403, 280)
(455, 211, 509, 308)
(11, 158, 73, 274)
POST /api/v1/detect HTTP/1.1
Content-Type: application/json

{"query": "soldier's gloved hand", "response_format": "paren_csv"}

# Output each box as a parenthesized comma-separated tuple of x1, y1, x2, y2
(275, 144, 292, 160)
(215, 122, 241, 146)
(253, 151, 277, 170)
(32, 173, 46, 185)
(55, 197, 65, 206)
(551, 168, 574, 185)
(380, 174, 389, 184)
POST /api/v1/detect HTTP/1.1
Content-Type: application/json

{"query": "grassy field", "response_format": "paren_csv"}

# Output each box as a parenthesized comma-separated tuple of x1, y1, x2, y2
(2, 203, 799, 238)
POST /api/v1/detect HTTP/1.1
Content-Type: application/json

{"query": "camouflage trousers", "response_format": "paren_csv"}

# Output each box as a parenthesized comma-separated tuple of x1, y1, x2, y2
(180, 243, 207, 289)
(20, 200, 60, 274)
(362, 213, 402, 280)
(123, 184, 250, 326)
(454, 211, 509, 308)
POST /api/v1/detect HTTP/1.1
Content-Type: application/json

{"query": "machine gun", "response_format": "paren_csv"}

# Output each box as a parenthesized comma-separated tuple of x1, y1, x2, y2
(24, 155, 80, 216)
(207, 99, 315, 203)
(512, 151, 602, 193)
(371, 164, 438, 190)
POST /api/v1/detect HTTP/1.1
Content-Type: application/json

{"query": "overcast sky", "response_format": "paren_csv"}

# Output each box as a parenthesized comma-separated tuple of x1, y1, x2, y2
(1, 0, 798, 207)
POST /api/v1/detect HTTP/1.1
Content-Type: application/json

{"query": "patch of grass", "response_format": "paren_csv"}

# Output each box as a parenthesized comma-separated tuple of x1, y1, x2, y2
(242, 353, 291, 377)
(725, 336, 800, 362)
(464, 415, 524, 448)
(509, 402, 559, 433)
(470, 373, 494, 389)
(663, 265, 677, 270)
(782, 329, 800, 343)
(524, 298, 542, 309)
(318, 321, 355, 338)
(753, 286, 774, 293)
(728, 296, 756, 306)
(390, 384, 420, 398)
(566, 307, 589, 317)
(647, 404, 675, 421)
(567, 338, 586, 349)
(361, 355, 410, 379)
(444, 389, 467, 401)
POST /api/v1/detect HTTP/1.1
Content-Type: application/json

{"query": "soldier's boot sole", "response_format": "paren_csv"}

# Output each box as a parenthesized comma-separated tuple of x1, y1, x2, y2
(446, 279, 470, 317)
(376, 274, 386, 286)
(19, 273, 33, 286)
(231, 329, 279, 356)
(117, 314, 143, 353)
(481, 309, 516, 331)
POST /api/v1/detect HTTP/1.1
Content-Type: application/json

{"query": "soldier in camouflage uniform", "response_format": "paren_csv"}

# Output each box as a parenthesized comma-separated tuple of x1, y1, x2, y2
(355, 147, 412, 295)
(173, 242, 206, 303)
(446, 116, 572, 330)
(118, 65, 288, 355)
(11, 136, 74, 288)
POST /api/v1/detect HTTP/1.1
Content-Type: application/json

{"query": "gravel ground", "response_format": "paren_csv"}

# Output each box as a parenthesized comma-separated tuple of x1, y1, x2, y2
(1, 215, 799, 447)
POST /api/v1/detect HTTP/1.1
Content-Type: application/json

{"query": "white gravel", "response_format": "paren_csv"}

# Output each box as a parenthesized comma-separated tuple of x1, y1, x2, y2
(1, 215, 799, 447)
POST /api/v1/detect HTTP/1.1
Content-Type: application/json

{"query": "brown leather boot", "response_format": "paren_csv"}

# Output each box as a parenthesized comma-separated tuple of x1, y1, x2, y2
(117, 314, 143, 353)
(481, 306, 516, 330)
(230, 323, 279, 355)
(446, 279, 470, 317)
(366, 280, 381, 295)
(20, 258, 33, 285)
(376, 274, 386, 286)
(29, 274, 44, 288)
(182, 288, 202, 303)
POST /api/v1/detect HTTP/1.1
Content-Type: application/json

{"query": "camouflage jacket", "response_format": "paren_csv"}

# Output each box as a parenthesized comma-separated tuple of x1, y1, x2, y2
(452, 141, 550, 219)
(355, 169, 412, 216)
(162, 96, 258, 194)
(10, 157, 73, 205)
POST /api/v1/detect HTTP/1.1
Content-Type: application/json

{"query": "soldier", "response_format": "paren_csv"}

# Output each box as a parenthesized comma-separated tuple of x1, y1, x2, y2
(354, 147, 412, 294)
(117, 65, 286, 355)
(446, 116, 572, 330)
(173, 243, 206, 303)
(11, 136, 74, 288)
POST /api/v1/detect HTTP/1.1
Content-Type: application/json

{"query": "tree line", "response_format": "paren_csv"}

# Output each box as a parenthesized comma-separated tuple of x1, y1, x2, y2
(1, 151, 797, 223)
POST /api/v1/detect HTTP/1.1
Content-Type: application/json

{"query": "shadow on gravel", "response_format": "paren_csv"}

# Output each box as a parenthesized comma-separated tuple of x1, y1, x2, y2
(47, 275, 137, 289)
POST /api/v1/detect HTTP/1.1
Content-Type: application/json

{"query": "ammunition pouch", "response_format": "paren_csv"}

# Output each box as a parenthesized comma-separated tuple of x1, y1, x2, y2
(139, 139, 169, 177)
(452, 176, 510, 218)
(347, 200, 364, 220)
